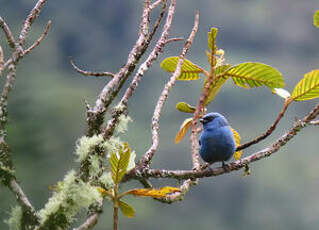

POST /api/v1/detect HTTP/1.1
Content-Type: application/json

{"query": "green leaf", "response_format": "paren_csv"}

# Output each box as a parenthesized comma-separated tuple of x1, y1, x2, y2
(225, 62, 285, 90)
(119, 200, 135, 218)
(204, 65, 231, 105)
(314, 10, 319, 28)
(175, 118, 193, 144)
(208, 27, 218, 51)
(160, 56, 203, 80)
(176, 102, 196, 113)
(291, 70, 319, 101)
(110, 153, 118, 182)
(109, 142, 131, 184)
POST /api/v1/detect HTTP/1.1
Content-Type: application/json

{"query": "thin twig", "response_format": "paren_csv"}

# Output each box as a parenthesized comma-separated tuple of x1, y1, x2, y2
(23, 20, 52, 56)
(8, 178, 39, 219)
(309, 119, 319, 125)
(19, 0, 48, 45)
(69, 57, 115, 78)
(151, 0, 164, 9)
(165, 37, 184, 44)
(140, 0, 151, 36)
(139, 8, 199, 167)
(0, 17, 16, 49)
(236, 99, 292, 151)
(146, 0, 167, 45)
(73, 213, 100, 230)
(0, 45, 4, 76)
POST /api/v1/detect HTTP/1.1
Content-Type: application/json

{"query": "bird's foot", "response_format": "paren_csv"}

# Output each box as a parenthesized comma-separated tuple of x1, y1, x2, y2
(199, 163, 210, 171)
(222, 161, 231, 172)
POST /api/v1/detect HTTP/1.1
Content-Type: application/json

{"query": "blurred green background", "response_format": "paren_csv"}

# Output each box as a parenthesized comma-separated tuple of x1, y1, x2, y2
(1, 0, 319, 229)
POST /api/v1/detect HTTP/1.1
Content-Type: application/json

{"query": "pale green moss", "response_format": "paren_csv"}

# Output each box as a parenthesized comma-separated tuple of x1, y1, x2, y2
(114, 115, 132, 134)
(102, 136, 122, 157)
(5, 206, 22, 230)
(98, 171, 114, 189)
(75, 135, 104, 162)
(114, 102, 125, 111)
(38, 170, 102, 225)
(88, 155, 101, 178)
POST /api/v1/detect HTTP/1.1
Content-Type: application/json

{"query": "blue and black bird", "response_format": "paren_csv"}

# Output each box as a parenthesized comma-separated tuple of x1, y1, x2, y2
(199, 112, 236, 165)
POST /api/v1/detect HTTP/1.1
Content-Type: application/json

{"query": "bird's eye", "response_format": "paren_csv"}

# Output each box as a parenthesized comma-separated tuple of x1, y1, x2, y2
(206, 116, 214, 122)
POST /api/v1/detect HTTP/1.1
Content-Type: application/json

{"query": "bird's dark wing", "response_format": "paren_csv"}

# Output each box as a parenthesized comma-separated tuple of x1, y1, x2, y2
(199, 139, 201, 146)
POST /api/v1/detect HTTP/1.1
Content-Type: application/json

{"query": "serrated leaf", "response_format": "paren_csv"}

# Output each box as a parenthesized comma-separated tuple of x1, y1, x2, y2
(291, 70, 319, 101)
(110, 153, 118, 182)
(208, 27, 218, 51)
(204, 65, 231, 105)
(231, 128, 242, 160)
(175, 118, 193, 144)
(160, 56, 203, 80)
(225, 62, 285, 90)
(109, 142, 131, 184)
(119, 200, 135, 218)
(314, 10, 319, 28)
(176, 102, 196, 113)
(127, 186, 181, 198)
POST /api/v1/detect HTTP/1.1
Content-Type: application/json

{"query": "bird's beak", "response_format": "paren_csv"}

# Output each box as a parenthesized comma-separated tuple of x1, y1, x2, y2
(199, 118, 204, 123)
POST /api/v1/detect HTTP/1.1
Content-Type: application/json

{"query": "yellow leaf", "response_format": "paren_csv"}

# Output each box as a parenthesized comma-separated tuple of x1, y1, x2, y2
(119, 200, 135, 218)
(226, 62, 285, 90)
(231, 128, 242, 160)
(110, 142, 132, 184)
(175, 118, 193, 144)
(291, 70, 319, 101)
(203, 64, 231, 105)
(176, 102, 196, 113)
(127, 186, 181, 198)
(314, 10, 319, 28)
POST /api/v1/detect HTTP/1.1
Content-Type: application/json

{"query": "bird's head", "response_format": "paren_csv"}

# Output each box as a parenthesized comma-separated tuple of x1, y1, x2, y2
(199, 112, 229, 129)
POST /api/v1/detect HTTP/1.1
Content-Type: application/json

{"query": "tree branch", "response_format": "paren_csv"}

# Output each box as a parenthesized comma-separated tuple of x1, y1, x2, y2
(19, 0, 48, 45)
(0, 17, 16, 49)
(0, 45, 4, 76)
(0, 64, 16, 131)
(23, 20, 52, 57)
(69, 57, 115, 78)
(139, 8, 199, 167)
(151, 0, 165, 10)
(73, 213, 100, 230)
(309, 119, 319, 125)
(8, 178, 40, 226)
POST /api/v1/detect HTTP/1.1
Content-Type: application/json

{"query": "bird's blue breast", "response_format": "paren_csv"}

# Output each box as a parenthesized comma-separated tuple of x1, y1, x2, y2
(199, 124, 236, 164)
